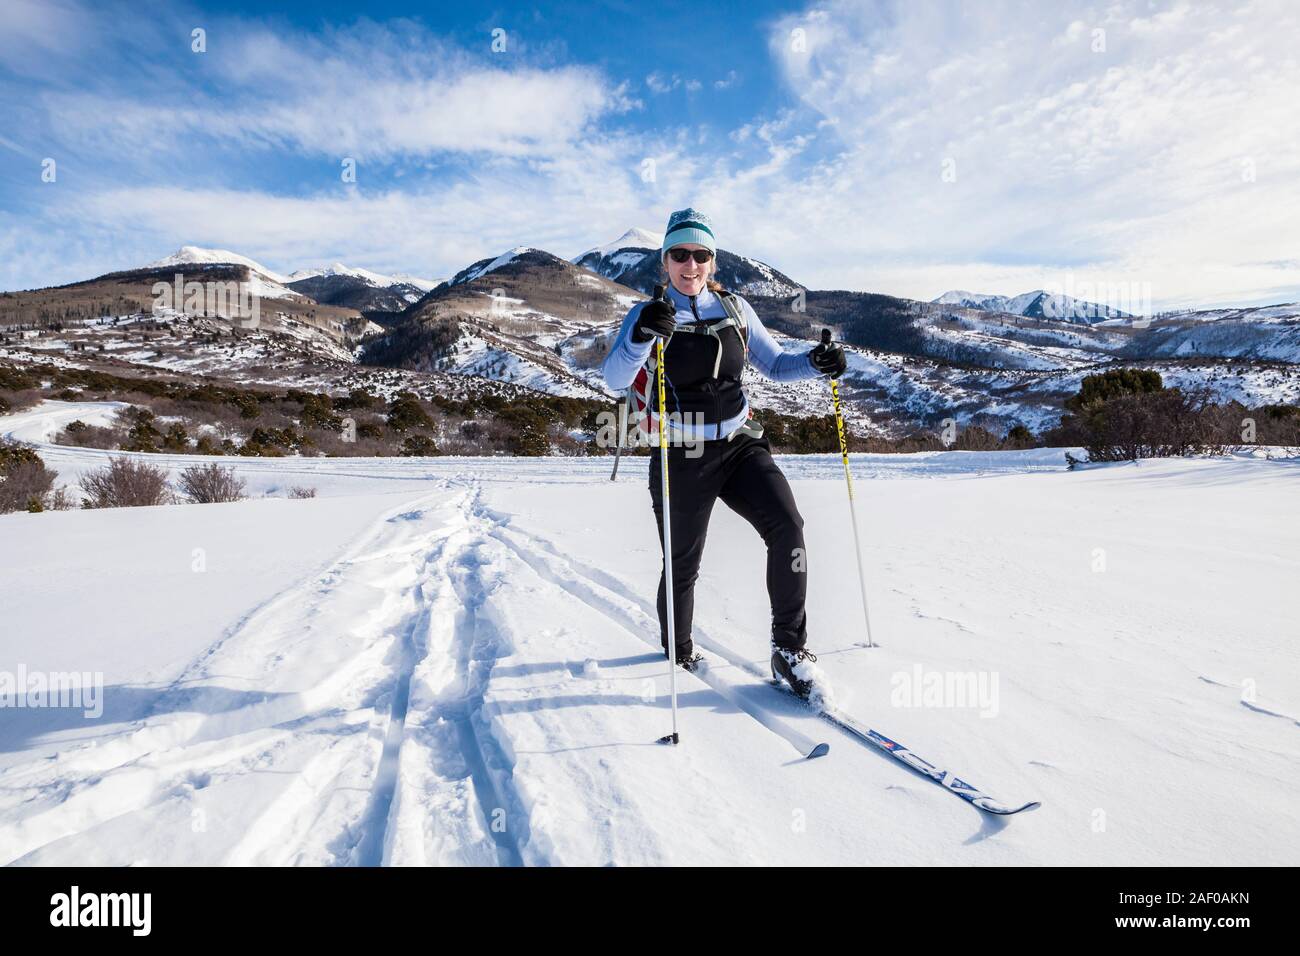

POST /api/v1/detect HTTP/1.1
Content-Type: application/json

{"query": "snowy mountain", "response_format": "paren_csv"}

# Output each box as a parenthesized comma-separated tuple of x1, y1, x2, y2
(363, 246, 635, 399)
(145, 246, 302, 300)
(571, 227, 663, 281)
(443, 246, 555, 287)
(137, 250, 442, 317)
(389, 273, 443, 293)
(287, 262, 441, 291)
(286, 264, 438, 315)
(0, 249, 382, 371)
(147, 245, 293, 285)
(933, 289, 1132, 323)
(1114, 302, 1300, 364)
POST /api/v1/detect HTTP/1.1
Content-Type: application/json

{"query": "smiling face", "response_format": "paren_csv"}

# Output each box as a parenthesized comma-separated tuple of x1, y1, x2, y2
(664, 243, 713, 297)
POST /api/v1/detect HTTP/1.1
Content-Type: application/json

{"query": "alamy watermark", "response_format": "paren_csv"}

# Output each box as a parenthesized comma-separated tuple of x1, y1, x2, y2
(50, 886, 150, 935)
(152, 273, 261, 328)
(890, 664, 1000, 717)
(592, 408, 707, 458)
(0, 665, 104, 718)
(1040, 273, 1154, 326)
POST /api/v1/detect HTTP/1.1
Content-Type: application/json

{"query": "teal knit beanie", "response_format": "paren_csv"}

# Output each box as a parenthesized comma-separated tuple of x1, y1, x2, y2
(661, 207, 717, 257)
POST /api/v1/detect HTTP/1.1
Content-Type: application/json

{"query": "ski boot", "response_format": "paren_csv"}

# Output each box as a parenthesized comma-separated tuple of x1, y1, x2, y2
(771, 646, 821, 700)
(665, 647, 706, 673)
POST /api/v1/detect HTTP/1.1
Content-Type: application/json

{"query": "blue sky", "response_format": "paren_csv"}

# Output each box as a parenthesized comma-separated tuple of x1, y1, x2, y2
(1, 0, 1297, 310)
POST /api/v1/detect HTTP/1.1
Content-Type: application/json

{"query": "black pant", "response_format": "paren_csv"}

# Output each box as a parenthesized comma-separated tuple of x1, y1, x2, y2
(648, 433, 807, 656)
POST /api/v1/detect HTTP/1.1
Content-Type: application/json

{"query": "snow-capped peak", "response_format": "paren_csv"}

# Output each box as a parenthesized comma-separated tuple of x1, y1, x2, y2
(388, 272, 443, 293)
(288, 263, 395, 287)
(575, 227, 664, 261)
(932, 290, 1026, 311)
(932, 289, 1130, 322)
(287, 263, 442, 291)
(146, 246, 291, 285)
(452, 246, 543, 286)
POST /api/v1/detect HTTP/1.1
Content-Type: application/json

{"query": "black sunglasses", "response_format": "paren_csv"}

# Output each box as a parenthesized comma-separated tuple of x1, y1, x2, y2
(667, 248, 714, 264)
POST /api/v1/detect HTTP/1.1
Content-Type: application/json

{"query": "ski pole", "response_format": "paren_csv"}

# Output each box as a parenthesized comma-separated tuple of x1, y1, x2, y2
(610, 398, 627, 480)
(656, 287, 679, 745)
(823, 328, 876, 649)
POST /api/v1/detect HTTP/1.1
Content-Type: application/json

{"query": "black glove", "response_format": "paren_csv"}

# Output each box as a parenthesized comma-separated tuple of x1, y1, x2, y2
(809, 332, 846, 379)
(631, 287, 677, 343)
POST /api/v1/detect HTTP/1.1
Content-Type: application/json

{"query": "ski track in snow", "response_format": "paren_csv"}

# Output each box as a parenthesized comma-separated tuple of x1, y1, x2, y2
(0, 480, 525, 866)
(1, 468, 1011, 866)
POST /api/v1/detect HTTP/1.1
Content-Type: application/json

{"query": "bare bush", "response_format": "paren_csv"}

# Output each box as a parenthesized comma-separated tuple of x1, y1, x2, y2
(0, 387, 44, 415)
(47, 486, 76, 510)
(287, 485, 317, 499)
(81, 456, 174, 508)
(0, 440, 58, 513)
(179, 462, 246, 503)
(0, 460, 55, 512)
(54, 419, 123, 449)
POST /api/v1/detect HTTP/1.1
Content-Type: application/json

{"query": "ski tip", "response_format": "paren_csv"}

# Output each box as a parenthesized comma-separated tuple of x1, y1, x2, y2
(982, 800, 1042, 816)
(806, 742, 831, 759)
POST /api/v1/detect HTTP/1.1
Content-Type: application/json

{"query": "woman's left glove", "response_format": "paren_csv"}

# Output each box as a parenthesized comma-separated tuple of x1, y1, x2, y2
(808, 340, 846, 378)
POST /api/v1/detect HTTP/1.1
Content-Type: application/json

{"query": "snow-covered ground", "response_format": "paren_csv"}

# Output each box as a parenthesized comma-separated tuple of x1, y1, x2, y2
(1, 402, 1296, 866)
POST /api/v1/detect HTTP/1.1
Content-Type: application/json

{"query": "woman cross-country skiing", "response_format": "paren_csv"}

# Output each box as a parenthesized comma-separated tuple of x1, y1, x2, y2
(601, 207, 847, 699)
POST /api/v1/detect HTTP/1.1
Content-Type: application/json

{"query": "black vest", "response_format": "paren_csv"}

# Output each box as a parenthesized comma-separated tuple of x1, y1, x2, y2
(660, 294, 748, 426)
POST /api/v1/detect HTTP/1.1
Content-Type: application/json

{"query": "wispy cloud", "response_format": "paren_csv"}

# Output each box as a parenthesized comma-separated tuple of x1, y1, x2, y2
(747, 0, 1300, 305)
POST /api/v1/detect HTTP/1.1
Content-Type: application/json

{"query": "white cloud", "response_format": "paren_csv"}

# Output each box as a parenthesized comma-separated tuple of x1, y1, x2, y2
(645, 72, 681, 93)
(740, 0, 1300, 306)
(46, 54, 631, 163)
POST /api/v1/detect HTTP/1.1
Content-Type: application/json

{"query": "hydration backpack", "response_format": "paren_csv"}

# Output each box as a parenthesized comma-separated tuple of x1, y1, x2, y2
(623, 288, 764, 445)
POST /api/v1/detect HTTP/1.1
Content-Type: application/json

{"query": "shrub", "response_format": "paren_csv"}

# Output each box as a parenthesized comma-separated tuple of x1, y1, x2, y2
(784, 414, 841, 454)
(81, 456, 173, 508)
(227, 393, 261, 420)
(386, 391, 433, 433)
(0, 440, 58, 513)
(55, 418, 123, 449)
(179, 462, 246, 503)
(1064, 368, 1164, 412)
(119, 407, 163, 452)
(194, 435, 225, 455)
(400, 434, 439, 456)
(298, 392, 343, 431)
(0, 440, 68, 513)
(953, 425, 1001, 450)
(161, 423, 190, 452)
(0, 365, 38, 391)
(1051, 387, 1213, 462)
(334, 388, 378, 411)
(287, 486, 317, 499)
(1003, 424, 1035, 449)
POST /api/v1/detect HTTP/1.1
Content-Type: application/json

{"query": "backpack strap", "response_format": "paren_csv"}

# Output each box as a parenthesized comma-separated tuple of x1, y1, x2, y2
(671, 288, 748, 377)
(624, 288, 752, 442)
(714, 290, 763, 442)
